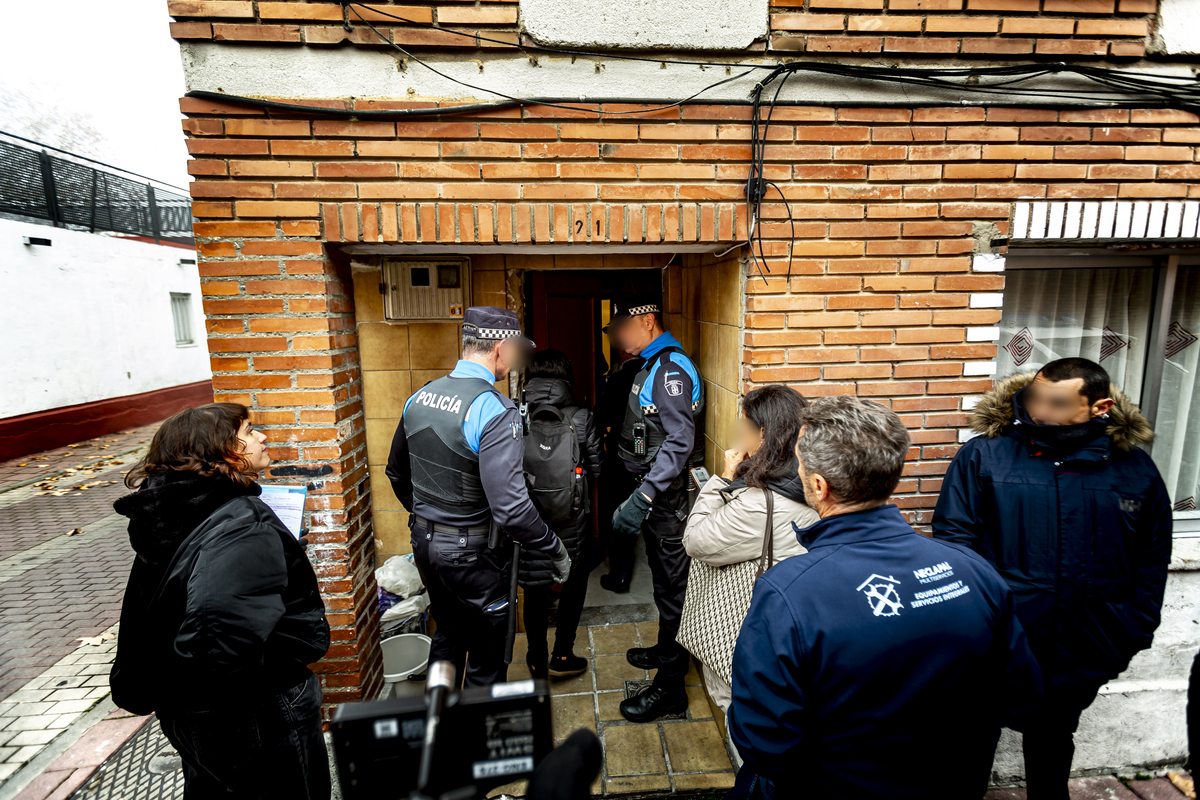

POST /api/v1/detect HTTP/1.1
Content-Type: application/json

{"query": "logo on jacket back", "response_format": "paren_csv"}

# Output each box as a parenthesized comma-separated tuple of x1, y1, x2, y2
(913, 561, 954, 584)
(856, 574, 904, 617)
(1118, 498, 1142, 514)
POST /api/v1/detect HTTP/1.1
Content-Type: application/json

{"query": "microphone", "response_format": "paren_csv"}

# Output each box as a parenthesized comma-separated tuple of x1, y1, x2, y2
(413, 660, 456, 799)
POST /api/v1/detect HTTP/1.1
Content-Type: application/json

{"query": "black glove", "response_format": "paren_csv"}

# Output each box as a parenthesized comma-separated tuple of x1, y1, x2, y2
(612, 490, 652, 537)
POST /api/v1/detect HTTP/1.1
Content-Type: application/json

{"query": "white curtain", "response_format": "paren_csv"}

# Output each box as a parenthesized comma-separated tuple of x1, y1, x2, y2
(1151, 268, 1200, 513)
(997, 267, 1154, 403)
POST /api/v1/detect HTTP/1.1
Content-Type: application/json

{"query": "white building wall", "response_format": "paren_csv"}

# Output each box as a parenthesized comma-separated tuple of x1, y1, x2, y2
(0, 218, 211, 417)
(992, 539, 1200, 781)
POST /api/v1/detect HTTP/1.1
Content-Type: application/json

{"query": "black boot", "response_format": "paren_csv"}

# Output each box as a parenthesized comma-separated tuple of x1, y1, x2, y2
(626, 647, 662, 670)
(619, 683, 687, 723)
(600, 572, 631, 593)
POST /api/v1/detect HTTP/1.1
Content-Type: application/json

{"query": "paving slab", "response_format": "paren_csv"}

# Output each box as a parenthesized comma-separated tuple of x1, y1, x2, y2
(1130, 777, 1189, 799)
(1071, 776, 1141, 799)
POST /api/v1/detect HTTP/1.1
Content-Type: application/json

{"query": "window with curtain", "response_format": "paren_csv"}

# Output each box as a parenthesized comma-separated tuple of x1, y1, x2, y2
(1151, 267, 1200, 518)
(998, 262, 1199, 525)
(997, 267, 1154, 400)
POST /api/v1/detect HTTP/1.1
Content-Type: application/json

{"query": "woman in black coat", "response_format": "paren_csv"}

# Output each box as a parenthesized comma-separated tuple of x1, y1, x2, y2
(112, 403, 331, 800)
(520, 350, 603, 679)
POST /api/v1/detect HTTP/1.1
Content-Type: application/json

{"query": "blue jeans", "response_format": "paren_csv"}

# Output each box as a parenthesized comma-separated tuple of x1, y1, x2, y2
(158, 674, 331, 800)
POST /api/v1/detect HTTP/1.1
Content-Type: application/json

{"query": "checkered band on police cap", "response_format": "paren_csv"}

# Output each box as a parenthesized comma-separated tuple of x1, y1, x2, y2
(462, 305, 530, 342)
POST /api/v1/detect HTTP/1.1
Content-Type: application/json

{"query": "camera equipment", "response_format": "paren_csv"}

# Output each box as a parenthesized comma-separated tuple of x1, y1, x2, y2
(331, 665, 554, 800)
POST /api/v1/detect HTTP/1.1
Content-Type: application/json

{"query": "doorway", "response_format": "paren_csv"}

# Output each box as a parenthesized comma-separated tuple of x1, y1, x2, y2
(523, 268, 663, 410)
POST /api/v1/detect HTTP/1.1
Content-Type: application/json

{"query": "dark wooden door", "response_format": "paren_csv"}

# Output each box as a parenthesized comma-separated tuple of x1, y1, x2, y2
(524, 269, 663, 409)
(526, 271, 603, 408)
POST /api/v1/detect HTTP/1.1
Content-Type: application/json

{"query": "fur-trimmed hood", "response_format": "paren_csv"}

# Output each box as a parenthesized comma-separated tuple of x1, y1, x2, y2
(969, 371, 1154, 452)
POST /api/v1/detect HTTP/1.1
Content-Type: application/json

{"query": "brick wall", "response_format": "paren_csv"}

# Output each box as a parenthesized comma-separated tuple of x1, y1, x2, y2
(168, 0, 1157, 60)
(186, 99, 1200, 539)
(183, 96, 1199, 706)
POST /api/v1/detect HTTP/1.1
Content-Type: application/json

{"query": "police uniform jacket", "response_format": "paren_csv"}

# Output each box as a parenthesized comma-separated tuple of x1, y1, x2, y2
(620, 332, 702, 500)
(386, 359, 558, 553)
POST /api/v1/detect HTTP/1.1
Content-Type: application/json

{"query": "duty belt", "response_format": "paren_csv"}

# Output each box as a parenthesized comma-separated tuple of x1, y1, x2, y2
(412, 515, 491, 536)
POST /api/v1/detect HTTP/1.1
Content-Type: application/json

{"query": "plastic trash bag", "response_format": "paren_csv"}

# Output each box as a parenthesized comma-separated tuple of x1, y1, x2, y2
(382, 592, 429, 625)
(376, 555, 424, 598)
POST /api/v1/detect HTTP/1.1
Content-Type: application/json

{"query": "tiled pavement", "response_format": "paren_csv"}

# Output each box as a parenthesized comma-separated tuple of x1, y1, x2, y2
(495, 622, 737, 796)
(0, 514, 133, 701)
(0, 425, 158, 490)
(0, 431, 153, 795)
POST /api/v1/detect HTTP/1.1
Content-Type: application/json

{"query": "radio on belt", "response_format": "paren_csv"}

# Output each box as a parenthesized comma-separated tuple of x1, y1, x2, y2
(330, 679, 553, 799)
(631, 422, 647, 456)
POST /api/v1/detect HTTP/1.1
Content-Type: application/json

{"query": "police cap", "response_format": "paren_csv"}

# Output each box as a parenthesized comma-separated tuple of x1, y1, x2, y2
(462, 306, 535, 348)
(603, 296, 660, 333)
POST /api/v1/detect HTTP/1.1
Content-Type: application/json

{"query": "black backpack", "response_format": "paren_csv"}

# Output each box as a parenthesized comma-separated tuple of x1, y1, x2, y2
(522, 403, 585, 525)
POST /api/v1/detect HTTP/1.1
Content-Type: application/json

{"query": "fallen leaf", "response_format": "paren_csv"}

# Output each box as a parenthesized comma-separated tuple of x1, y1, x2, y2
(17, 463, 26, 467)
(67, 528, 82, 536)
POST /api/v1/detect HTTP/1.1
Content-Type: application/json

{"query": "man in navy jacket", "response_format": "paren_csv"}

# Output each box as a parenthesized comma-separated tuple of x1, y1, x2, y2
(933, 358, 1172, 799)
(728, 395, 1042, 800)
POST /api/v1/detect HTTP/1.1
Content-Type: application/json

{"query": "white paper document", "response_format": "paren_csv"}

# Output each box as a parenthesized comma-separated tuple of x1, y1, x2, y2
(259, 484, 308, 539)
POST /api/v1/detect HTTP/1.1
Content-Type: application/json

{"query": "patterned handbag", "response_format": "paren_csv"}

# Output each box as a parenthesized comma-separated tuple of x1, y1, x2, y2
(676, 490, 775, 687)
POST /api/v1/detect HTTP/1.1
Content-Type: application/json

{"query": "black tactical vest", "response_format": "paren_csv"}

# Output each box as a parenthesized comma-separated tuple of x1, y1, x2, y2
(617, 346, 706, 469)
(404, 374, 499, 517)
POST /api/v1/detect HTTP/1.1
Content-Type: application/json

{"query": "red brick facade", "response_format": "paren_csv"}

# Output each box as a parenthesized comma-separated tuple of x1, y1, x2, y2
(167, 0, 1156, 58)
(170, 0, 1198, 709)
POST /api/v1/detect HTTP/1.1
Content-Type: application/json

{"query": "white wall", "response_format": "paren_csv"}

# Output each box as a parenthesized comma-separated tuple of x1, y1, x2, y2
(992, 537, 1200, 782)
(0, 218, 211, 417)
(1161, 0, 1200, 56)
(520, 0, 768, 51)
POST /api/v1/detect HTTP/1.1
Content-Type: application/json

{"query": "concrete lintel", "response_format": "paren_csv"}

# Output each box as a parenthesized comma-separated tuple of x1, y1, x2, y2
(179, 44, 1194, 107)
(339, 243, 723, 255)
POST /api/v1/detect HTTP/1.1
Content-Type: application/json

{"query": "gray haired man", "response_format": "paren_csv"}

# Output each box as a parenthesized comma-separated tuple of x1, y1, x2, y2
(727, 395, 1041, 799)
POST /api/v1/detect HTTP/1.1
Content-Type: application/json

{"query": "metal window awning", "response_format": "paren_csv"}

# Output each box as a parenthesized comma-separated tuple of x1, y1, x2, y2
(1010, 199, 1200, 247)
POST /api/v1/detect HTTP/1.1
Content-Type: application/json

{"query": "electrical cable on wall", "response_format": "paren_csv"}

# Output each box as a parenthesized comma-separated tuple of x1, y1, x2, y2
(187, 4, 1200, 284)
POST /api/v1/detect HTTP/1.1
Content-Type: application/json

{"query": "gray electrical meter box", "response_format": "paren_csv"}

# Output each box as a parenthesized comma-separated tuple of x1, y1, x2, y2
(381, 259, 470, 321)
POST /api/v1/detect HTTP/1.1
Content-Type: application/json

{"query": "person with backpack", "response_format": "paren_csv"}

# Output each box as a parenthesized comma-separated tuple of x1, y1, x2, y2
(520, 349, 603, 679)
(111, 403, 332, 799)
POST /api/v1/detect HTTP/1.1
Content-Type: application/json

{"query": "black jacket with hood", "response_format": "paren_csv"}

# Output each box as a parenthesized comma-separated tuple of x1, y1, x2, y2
(111, 472, 330, 714)
(519, 377, 603, 587)
(932, 372, 1172, 688)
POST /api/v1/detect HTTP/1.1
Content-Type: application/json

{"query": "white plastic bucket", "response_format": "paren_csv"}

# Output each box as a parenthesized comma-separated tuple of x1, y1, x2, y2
(382, 633, 431, 696)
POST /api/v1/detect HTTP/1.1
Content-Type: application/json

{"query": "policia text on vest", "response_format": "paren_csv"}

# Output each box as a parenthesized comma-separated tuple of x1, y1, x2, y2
(385, 307, 571, 688)
(605, 300, 705, 723)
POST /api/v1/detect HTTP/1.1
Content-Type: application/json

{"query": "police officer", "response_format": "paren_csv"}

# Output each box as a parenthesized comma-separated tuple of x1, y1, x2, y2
(607, 297, 705, 722)
(386, 307, 571, 688)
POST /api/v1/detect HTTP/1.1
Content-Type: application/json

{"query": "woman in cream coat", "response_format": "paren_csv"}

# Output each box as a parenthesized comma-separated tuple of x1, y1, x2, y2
(681, 385, 819, 712)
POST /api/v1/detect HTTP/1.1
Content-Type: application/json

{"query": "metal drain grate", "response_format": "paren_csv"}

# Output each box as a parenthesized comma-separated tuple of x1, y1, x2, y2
(72, 717, 185, 799)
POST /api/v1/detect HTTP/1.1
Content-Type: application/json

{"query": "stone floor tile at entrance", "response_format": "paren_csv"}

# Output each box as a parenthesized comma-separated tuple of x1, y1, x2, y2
(490, 622, 736, 797)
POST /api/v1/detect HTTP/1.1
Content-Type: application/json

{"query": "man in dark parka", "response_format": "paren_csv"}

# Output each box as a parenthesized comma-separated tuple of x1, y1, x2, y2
(933, 357, 1172, 799)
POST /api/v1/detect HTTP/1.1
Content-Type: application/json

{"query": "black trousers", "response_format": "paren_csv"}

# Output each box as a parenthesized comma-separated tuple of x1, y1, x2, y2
(410, 517, 511, 688)
(640, 479, 692, 689)
(523, 539, 592, 661)
(599, 458, 638, 580)
(158, 674, 331, 800)
(1022, 680, 1105, 800)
